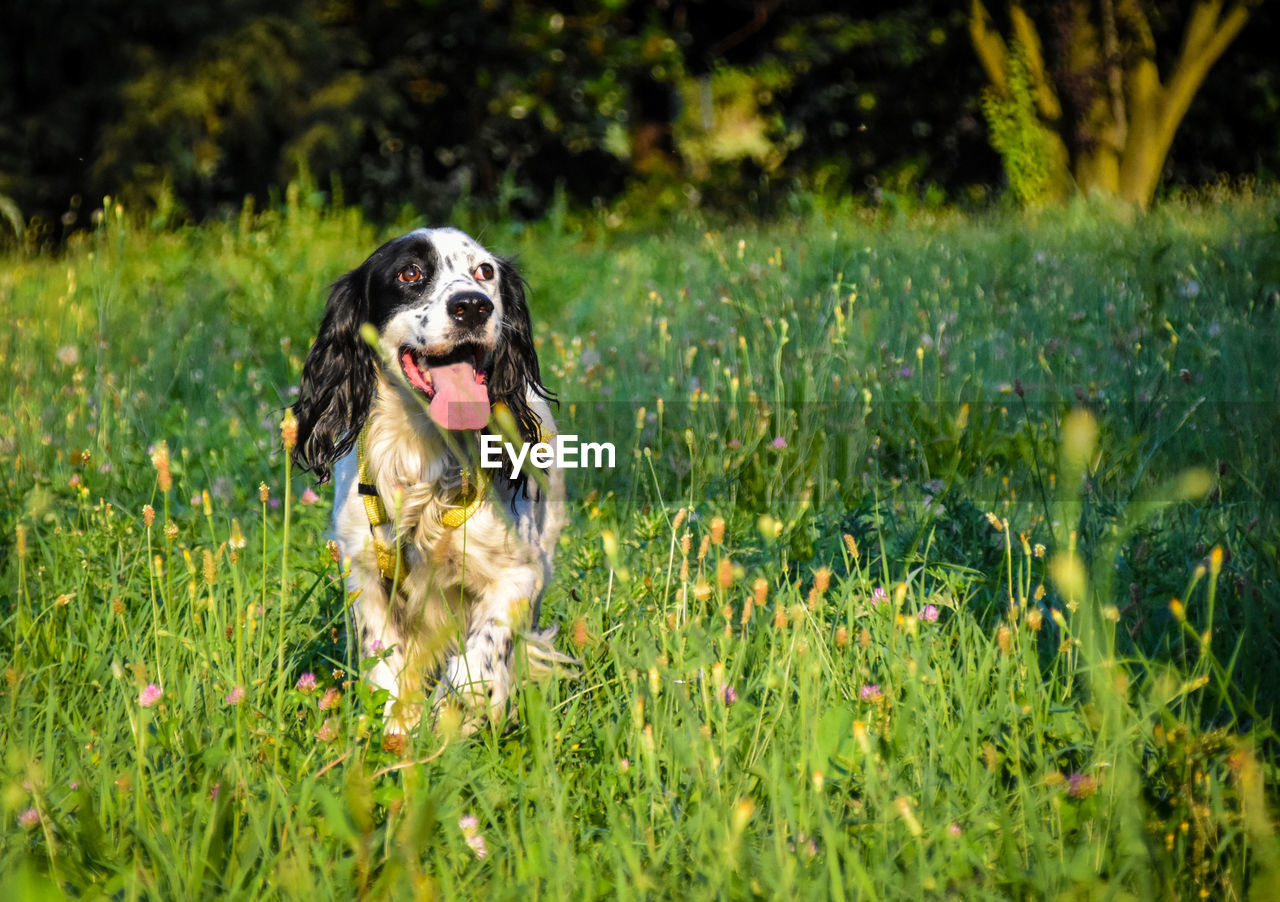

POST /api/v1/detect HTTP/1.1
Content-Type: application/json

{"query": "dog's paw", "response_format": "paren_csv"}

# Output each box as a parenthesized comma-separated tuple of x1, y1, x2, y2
(432, 649, 512, 733)
(382, 696, 423, 736)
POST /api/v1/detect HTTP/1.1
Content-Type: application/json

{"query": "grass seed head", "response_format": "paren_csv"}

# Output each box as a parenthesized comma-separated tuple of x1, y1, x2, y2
(150, 441, 172, 492)
(280, 408, 298, 452)
(202, 549, 216, 585)
(717, 557, 734, 590)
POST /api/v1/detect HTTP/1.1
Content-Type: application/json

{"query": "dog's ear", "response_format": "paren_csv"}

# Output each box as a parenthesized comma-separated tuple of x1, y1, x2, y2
(291, 267, 378, 482)
(489, 258, 555, 492)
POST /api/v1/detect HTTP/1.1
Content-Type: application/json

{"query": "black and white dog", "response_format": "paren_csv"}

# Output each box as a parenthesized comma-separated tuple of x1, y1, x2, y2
(291, 228, 569, 733)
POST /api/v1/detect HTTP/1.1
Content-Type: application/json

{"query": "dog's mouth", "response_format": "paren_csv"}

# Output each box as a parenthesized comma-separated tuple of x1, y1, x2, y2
(399, 344, 491, 431)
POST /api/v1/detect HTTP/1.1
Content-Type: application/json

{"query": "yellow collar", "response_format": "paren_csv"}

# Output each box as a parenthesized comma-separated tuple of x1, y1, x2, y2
(354, 421, 556, 581)
(355, 421, 489, 582)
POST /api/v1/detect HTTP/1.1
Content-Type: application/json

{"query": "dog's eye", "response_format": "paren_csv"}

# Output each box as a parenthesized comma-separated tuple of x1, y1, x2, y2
(474, 262, 495, 282)
(398, 264, 423, 283)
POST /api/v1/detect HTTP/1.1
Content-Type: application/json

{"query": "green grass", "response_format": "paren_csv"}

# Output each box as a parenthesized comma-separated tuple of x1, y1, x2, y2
(3, 189, 1280, 898)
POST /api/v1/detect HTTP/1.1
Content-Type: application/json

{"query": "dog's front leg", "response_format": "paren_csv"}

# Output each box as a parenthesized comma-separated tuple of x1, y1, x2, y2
(433, 569, 542, 732)
(348, 565, 420, 734)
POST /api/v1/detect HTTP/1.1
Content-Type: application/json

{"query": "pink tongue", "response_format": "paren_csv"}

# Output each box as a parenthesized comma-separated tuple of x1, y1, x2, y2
(427, 361, 490, 430)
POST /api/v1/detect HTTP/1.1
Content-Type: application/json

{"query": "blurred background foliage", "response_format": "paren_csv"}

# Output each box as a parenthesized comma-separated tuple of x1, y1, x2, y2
(1, 0, 1276, 243)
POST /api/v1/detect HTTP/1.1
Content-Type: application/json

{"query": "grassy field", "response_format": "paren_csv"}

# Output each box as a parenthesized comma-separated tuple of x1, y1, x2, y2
(3, 188, 1280, 898)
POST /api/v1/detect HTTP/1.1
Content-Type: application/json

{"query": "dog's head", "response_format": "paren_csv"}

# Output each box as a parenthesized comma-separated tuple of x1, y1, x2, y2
(291, 228, 551, 484)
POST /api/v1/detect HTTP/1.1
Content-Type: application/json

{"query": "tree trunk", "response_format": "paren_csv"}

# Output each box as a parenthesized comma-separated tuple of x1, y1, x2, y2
(970, 0, 1258, 208)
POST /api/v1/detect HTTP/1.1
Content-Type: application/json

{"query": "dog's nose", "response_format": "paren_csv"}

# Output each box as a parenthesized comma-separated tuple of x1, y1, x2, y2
(447, 292, 493, 330)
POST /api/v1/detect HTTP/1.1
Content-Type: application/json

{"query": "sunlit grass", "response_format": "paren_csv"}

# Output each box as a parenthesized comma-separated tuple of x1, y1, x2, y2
(2, 190, 1279, 898)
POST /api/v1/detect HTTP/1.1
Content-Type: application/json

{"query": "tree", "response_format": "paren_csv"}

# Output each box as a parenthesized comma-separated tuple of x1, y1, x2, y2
(970, 0, 1262, 207)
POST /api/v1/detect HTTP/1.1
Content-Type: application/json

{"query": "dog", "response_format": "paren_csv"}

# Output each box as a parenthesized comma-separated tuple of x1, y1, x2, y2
(290, 227, 571, 733)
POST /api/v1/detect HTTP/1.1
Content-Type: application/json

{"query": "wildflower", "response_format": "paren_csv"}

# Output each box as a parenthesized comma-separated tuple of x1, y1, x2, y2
(860, 683, 883, 702)
(300, 487, 320, 506)
(209, 783, 221, 800)
(771, 436, 787, 450)
(225, 686, 245, 706)
(18, 807, 39, 830)
(459, 815, 489, 859)
(723, 685, 738, 705)
(921, 604, 939, 623)
(138, 683, 162, 707)
(570, 618, 589, 649)
(295, 672, 317, 693)
(315, 718, 340, 742)
(871, 586, 888, 605)
(1067, 772, 1098, 799)
(1026, 608, 1044, 631)
(948, 822, 962, 838)
(318, 687, 341, 711)
(1033, 543, 1045, 559)
(57, 345, 79, 367)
